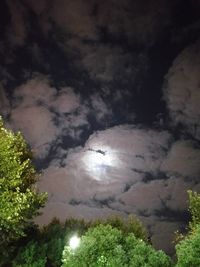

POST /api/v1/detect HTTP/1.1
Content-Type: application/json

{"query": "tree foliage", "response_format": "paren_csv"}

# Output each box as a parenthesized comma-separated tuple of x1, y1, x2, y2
(90, 215, 148, 242)
(62, 224, 172, 267)
(11, 215, 148, 267)
(174, 190, 200, 266)
(188, 190, 200, 230)
(12, 241, 47, 267)
(2, 111, 199, 267)
(0, 118, 47, 251)
(12, 217, 90, 267)
(175, 224, 200, 267)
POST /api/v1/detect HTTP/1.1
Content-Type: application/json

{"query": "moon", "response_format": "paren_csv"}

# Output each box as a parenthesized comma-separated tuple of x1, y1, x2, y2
(82, 148, 118, 181)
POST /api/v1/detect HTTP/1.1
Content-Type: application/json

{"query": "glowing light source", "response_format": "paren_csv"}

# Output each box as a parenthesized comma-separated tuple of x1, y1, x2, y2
(69, 235, 80, 250)
(82, 147, 119, 181)
(92, 152, 112, 166)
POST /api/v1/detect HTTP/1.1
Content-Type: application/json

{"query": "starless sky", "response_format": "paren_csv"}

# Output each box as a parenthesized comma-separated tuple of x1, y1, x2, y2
(0, 0, 200, 255)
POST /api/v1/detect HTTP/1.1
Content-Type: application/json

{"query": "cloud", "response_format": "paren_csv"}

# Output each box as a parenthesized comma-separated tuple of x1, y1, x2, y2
(1, 0, 200, 256)
(80, 44, 147, 85)
(26, 0, 170, 89)
(23, 0, 48, 15)
(6, 74, 117, 159)
(150, 220, 181, 254)
(118, 176, 197, 215)
(51, 87, 81, 114)
(96, 0, 171, 45)
(83, 125, 172, 173)
(10, 105, 58, 158)
(34, 124, 200, 253)
(21, 0, 172, 47)
(35, 166, 125, 225)
(49, 0, 98, 40)
(161, 140, 200, 180)
(89, 93, 113, 123)
(8, 75, 90, 158)
(163, 40, 200, 140)
(12, 75, 56, 107)
(0, 83, 10, 116)
(9, 76, 58, 157)
(42, 0, 169, 89)
(33, 126, 171, 251)
(6, 0, 28, 47)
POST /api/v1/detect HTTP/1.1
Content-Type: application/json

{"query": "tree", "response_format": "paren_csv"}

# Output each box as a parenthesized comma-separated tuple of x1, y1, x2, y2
(175, 224, 200, 267)
(0, 118, 47, 253)
(188, 190, 200, 230)
(12, 241, 47, 267)
(90, 215, 148, 242)
(61, 224, 172, 267)
(10, 215, 148, 267)
(174, 190, 200, 266)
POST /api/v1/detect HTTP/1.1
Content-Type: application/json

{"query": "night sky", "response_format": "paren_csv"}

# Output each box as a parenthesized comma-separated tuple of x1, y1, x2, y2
(0, 0, 200, 255)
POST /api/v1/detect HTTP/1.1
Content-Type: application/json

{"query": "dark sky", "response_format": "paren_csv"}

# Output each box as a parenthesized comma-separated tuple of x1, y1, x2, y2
(0, 0, 200, 255)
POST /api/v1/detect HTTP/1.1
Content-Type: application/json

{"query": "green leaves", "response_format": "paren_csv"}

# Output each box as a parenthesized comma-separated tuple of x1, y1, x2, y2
(174, 191, 200, 266)
(0, 117, 47, 254)
(89, 215, 148, 242)
(12, 241, 47, 267)
(188, 190, 200, 230)
(61, 224, 172, 267)
(175, 225, 200, 267)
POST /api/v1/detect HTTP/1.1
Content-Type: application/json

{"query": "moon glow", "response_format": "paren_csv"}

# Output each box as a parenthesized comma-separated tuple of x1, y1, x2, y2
(82, 148, 118, 181)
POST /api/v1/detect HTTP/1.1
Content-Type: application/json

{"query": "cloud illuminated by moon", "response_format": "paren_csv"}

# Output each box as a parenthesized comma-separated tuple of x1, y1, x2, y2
(81, 148, 119, 181)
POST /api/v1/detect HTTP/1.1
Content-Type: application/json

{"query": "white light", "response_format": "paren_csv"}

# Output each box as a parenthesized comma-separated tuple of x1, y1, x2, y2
(69, 235, 80, 250)
(92, 153, 109, 165)
(81, 147, 119, 181)
(88, 151, 113, 170)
